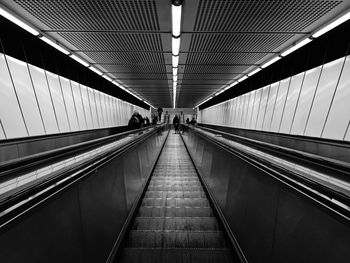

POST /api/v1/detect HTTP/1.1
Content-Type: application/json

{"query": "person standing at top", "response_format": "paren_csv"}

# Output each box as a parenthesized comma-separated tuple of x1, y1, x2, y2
(157, 107, 163, 123)
(173, 115, 180, 134)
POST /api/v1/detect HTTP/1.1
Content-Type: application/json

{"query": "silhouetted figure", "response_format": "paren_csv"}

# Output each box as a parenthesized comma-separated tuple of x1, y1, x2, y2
(190, 117, 197, 125)
(157, 107, 163, 123)
(128, 111, 143, 130)
(186, 118, 190, 124)
(143, 116, 150, 126)
(173, 115, 180, 134)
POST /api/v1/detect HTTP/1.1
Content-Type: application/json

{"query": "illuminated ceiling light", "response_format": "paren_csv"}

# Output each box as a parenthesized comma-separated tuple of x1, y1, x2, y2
(172, 37, 181, 56)
(312, 10, 350, 38)
(173, 81, 177, 87)
(173, 67, 178, 76)
(69, 54, 89, 67)
(89, 66, 103, 76)
(247, 67, 262, 77)
(102, 74, 112, 82)
(228, 81, 238, 89)
(261, 56, 281, 69)
(0, 7, 39, 36)
(237, 75, 248, 82)
(172, 55, 179, 68)
(173, 75, 178, 82)
(215, 89, 225, 96)
(281, 38, 312, 57)
(40, 36, 70, 55)
(171, 4, 182, 37)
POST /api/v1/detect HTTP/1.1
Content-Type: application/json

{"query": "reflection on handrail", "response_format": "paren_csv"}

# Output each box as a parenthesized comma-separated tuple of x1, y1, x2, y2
(0, 128, 152, 198)
(192, 127, 350, 210)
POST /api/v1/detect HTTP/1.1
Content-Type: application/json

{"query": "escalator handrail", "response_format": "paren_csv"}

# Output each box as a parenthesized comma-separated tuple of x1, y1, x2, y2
(0, 125, 161, 181)
(185, 125, 350, 223)
(0, 126, 166, 231)
(193, 125, 350, 173)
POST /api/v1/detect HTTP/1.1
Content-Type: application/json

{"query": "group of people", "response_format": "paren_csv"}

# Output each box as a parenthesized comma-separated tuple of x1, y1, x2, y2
(128, 109, 197, 132)
(127, 111, 150, 130)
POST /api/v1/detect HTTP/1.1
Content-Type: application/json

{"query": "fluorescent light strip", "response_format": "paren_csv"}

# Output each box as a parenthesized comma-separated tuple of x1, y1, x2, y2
(172, 5, 182, 37)
(215, 89, 225, 96)
(173, 75, 178, 82)
(172, 37, 181, 56)
(40, 36, 70, 55)
(196, 96, 213, 108)
(247, 67, 262, 77)
(102, 74, 112, 82)
(69, 54, 89, 67)
(261, 56, 281, 69)
(281, 38, 312, 57)
(228, 81, 238, 88)
(237, 75, 248, 82)
(313, 10, 350, 38)
(173, 67, 178, 75)
(0, 7, 39, 36)
(173, 80, 177, 86)
(172, 55, 179, 68)
(89, 66, 103, 76)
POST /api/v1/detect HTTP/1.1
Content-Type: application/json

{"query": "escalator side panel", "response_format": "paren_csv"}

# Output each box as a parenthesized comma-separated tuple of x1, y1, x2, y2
(182, 128, 350, 263)
(0, 130, 168, 263)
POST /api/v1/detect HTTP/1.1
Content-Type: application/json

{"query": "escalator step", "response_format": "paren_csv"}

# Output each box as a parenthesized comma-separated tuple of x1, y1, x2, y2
(132, 217, 220, 231)
(141, 198, 209, 207)
(125, 230, 228, 248)
(145, 191, 206, 199)
(138, 207, 214, 217)
(120, 248, 233, 263)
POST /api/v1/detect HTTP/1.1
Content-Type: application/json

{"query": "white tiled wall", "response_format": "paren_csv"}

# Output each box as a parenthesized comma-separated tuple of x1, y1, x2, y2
(200, 55, 350, 141)
(0, 53, 149, 139)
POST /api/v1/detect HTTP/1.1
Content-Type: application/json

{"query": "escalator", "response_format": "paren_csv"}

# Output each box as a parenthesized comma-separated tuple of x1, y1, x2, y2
(117, 133, 235, 262)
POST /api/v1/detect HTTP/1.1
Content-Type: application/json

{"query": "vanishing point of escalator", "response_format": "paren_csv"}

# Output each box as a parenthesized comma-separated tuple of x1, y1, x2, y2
(118, 133, 234, 262)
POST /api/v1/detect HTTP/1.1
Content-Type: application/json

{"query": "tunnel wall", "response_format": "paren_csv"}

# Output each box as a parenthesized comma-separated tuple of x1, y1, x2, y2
(199, 54, 350, 142)
(0, 128, 168, 263)
(182, 128, 350, 263)
(0, 51, 149, 140)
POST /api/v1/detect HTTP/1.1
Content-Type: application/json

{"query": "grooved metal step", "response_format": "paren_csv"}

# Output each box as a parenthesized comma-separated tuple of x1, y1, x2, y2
(118, 133, 234, 262)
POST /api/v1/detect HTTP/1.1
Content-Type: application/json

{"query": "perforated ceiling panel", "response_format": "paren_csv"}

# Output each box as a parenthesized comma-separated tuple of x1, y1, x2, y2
(5, 0, 348, 108)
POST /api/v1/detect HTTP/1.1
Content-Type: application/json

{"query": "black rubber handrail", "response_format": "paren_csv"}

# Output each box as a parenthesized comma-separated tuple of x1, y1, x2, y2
(193, 125, 350, 182)
(0, 125, 166, 232)
(0, 125, 159, 182)
(186, 126, 350, 224)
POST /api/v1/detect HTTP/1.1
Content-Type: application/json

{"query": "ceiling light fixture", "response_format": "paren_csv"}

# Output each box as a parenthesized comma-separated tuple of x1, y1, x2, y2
(173, 67, 178, 76)
(89, 66, 103, 76)
(40, 36, 70, 55)
(172, 4, 182, 37)
(313, 10, 350, 38)
(173, 75, 178, 82)
(247, 67, 262, 77)
(69, 54, 89, 67)
(102, 74, 112, 82)
(172, 55, 179, 69)
(281, 38, 312, 57)
(237, 75, 248, 82)
(172, 37, 181, 56)
(0, 7, 39, 36)
(261, 56, 281, 69)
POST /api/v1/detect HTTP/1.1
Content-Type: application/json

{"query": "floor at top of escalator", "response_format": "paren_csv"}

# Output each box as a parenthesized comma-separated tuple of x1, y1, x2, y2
(118, 133, 235, 263)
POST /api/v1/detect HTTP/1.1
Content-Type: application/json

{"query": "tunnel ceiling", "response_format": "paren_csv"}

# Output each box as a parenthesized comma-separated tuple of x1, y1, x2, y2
(2, 0, 350, 108)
